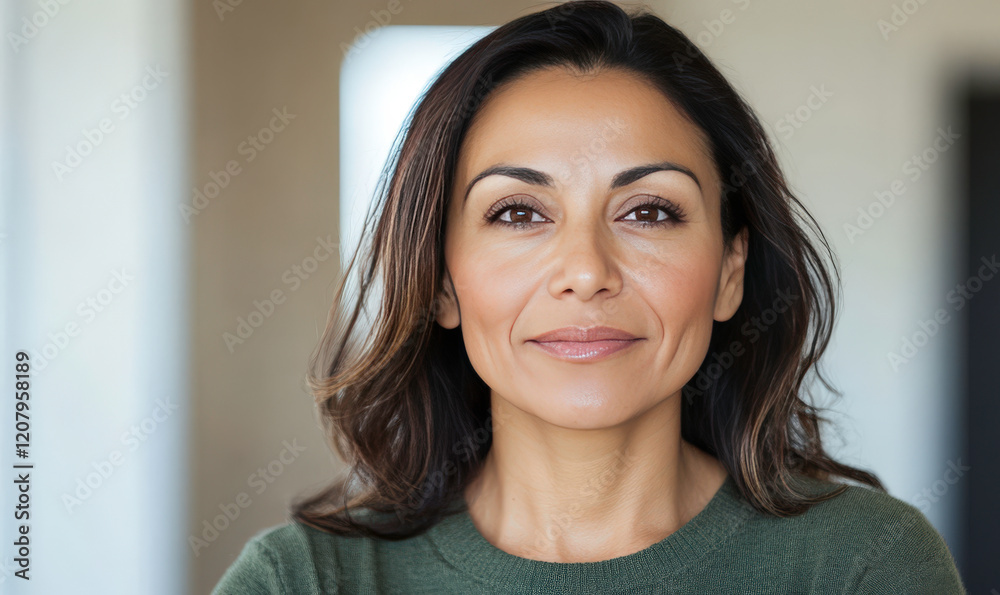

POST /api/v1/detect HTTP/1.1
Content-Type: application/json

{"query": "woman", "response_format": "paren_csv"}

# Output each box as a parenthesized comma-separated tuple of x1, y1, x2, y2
(214, 1, 966, 593)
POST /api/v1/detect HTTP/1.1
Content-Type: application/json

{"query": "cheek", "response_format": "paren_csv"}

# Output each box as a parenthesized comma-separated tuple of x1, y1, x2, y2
(632, 241, 722, 373)
(449, 243, 539, 385)
(640, 246, 720, 319)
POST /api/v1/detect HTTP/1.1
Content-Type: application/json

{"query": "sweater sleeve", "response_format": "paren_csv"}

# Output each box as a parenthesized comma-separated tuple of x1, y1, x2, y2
(850, 504, 967, 594)
(212, 535, 284, 595)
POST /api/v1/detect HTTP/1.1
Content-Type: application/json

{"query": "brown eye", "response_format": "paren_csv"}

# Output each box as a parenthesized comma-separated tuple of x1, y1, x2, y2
(619, 196, 686, 227)
(622, 204, 669, 224)
(485, 198, 549, 228)
(630, 206, 664, 223)
(504, 206, 537, 224)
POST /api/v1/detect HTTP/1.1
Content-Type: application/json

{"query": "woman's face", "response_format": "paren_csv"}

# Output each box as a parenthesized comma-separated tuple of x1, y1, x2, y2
(437, 66, 747, 429)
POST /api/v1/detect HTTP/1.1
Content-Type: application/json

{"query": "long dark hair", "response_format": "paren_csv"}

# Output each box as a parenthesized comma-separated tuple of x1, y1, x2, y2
(291, 0, 884, 539)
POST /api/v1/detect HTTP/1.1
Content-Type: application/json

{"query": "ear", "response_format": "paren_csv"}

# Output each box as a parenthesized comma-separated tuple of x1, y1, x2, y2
(435, 267, 461, 329)
(714, 227, 748, 322)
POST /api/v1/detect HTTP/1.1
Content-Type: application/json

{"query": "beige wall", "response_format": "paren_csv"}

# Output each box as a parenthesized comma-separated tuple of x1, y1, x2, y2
(189, 0, 1000, 592)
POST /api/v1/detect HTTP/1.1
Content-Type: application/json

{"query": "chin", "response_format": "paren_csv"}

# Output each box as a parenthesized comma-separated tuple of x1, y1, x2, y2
(511, 386, 647, 430)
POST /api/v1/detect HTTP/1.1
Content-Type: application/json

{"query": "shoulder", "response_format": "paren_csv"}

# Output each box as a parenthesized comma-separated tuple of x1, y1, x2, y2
(794, 476, 946, 552)
(766, 475, 966, 593)
(212, 521, 342, 595)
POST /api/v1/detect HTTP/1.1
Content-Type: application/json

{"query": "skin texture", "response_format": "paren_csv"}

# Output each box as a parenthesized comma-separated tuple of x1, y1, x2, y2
(435, 65, 748, 563)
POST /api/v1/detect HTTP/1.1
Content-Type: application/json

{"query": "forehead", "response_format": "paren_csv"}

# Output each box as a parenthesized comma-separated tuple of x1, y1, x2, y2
(455, 66, 716, 192)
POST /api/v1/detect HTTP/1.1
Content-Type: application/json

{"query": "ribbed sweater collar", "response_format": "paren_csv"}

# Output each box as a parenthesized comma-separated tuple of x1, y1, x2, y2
(426, 473, 755, 593)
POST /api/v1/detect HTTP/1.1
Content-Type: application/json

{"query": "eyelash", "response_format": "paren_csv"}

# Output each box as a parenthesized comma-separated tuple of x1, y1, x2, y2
(483, 195, 687, 229)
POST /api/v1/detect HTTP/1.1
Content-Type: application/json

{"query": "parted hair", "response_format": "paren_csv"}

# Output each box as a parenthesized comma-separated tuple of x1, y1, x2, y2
(290, 0, 884, 539)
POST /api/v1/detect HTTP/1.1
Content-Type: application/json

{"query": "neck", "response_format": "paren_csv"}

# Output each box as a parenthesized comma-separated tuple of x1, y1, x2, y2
(463, 390, 728, 563)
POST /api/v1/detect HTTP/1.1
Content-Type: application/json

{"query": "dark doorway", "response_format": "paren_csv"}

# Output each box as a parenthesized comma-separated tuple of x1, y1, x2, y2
(962, 85, 1000, 593)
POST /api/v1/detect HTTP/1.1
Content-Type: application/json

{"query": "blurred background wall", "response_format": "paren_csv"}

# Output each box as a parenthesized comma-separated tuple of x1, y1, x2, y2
(0, 0, 189, 593)
(1, 1, 998, 594)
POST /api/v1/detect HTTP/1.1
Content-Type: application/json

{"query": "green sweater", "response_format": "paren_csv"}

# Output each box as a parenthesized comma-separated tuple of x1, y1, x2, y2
(212, 474, 966, 594)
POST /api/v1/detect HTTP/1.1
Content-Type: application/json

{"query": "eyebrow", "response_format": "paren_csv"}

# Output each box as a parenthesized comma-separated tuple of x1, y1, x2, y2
(462, 161, 702, 203)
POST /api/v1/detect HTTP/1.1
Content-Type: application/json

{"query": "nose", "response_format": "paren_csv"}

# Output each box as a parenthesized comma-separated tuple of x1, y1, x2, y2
(546, 219, 624, 302)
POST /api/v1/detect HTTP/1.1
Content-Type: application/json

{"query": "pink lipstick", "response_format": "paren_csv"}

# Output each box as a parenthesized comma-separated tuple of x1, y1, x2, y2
(527, 326, 643, 362)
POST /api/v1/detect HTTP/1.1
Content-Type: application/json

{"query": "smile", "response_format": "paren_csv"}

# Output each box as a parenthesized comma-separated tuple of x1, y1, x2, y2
(527, 338, 643, 362)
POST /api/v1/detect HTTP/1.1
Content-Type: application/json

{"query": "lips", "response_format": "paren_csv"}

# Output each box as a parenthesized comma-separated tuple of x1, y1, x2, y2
(529, 326, 639, 342)
(526, 326, 643, 362)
